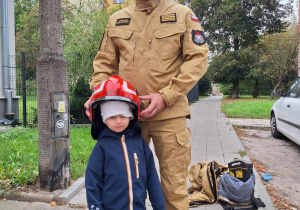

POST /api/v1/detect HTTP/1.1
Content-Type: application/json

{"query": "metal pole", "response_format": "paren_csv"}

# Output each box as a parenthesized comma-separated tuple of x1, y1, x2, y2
(2, 0, 12, 114)
(21, 52, 27, 127)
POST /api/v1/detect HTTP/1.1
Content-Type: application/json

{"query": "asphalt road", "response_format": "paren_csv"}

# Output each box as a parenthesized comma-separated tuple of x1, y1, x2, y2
(236, 127, 300, 209)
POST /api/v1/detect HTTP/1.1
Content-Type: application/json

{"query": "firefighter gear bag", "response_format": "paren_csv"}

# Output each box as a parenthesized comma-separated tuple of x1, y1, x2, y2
(219, 172, 255, 205)
(228, 158, 253, 182)
(218, 159, 265, 210)
(187, 161, 228, 207)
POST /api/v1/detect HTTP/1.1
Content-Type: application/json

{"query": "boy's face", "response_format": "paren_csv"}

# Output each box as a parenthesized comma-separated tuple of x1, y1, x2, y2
(105, 114, 130, 133)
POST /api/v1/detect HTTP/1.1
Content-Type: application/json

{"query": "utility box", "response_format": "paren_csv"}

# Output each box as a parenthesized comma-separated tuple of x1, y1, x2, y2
(51, 93, 69, 139)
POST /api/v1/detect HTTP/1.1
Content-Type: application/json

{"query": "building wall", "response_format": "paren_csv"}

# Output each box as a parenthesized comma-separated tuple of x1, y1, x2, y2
(0, 0, 17, 118)
(69, 0, 134, 10)
(106, 0, 134, 9)
(0, 1, 4, 99)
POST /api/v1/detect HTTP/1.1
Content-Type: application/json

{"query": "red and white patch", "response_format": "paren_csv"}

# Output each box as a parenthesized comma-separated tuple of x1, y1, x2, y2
(191, 14, 198, 22)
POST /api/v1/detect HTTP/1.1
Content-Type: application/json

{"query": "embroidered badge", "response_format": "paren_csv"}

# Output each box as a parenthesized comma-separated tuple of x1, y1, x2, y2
(116, 18, 131, 26)
(191, 14, 198, 22)
(160, 13, 177, 23)
(192, 30, 206, 46)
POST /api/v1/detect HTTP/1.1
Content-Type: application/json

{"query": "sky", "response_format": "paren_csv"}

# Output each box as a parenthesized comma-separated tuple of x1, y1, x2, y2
(280, 0, 299, 22)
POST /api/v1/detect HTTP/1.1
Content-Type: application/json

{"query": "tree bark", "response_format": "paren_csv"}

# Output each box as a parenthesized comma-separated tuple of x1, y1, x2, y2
(231, 37, 240, 99)
(231, 79, 239, 99)
(252, 79, 259, 98)
(270, 77, 283, 99)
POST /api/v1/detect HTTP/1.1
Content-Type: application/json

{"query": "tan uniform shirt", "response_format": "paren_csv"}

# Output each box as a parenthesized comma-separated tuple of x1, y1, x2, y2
(91, 0, 209, 121)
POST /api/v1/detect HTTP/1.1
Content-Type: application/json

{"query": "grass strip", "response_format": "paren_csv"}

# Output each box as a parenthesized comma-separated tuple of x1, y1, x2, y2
(0, 126, 95, 190)
(221, 98, 277, 119)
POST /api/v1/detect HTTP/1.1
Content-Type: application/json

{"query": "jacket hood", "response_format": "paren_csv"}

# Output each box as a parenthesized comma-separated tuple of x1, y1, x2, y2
(97, 120, 142, 140)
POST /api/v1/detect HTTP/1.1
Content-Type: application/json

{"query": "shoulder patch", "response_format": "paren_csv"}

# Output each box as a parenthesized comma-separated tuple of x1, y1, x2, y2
(191, 14, 198, 22)
(160, 13, 177, 23)
(116, 18, 131, 26)
(192, 30, 206, 46)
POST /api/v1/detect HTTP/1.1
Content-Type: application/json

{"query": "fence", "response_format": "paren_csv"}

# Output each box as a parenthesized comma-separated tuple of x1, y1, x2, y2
(10, 52, 200, 126)
(13, 52, 39, 126)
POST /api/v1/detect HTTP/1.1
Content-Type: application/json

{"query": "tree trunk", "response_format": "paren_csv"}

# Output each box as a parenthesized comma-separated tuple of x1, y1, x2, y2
(270, 77, 283, 99)
(231, 37, 240, 99)
(233, 37, 239, 51)
(231, 79, 239, 99)
(252, 79, 259, 98)
(37, 0, 70, 191)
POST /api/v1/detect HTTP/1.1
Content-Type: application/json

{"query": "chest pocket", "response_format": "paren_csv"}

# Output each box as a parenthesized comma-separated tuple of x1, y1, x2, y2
(154, 23, 186, 61)
(109, 28, 134, 57)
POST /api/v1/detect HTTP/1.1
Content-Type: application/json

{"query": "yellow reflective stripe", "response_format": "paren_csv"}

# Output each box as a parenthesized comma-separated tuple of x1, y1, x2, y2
(121, 135, 133, 210)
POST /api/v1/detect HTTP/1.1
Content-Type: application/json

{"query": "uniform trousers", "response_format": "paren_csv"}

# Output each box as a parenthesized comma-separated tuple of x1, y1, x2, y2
(140, 117, 191, 210)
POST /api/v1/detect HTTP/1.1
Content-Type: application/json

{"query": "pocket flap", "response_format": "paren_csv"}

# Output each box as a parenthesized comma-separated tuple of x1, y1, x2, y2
(176, 127, 191, 145)
(109, 28, 133, 40)
(154, 23, 186, 39)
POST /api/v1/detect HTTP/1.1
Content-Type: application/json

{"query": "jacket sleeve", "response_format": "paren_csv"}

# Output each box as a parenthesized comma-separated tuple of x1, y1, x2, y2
(143, 140, 166, 210)
(158, 10, 209, 107)
(85, 142, 105, 210)
(90, 21, 119, 90)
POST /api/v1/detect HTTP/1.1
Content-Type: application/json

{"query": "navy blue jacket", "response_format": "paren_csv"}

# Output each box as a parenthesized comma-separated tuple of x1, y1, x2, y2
(85, 124, 166, 210)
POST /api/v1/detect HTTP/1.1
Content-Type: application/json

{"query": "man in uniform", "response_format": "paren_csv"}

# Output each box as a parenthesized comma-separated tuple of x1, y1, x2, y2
(84, 0, 208, 208)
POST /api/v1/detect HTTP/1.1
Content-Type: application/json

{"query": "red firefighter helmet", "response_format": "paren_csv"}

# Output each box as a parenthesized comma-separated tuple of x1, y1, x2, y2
(90, 76, 140, 138)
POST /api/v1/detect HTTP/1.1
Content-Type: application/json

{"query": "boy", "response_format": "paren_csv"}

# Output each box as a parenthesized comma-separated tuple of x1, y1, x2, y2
(85, 76, 165, 210)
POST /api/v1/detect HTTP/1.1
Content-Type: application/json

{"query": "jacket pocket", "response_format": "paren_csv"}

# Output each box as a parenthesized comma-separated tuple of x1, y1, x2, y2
(154, 23, 186, 61)
(133, 153, 139, 179)
(176, 127, 191, 146)
(109, 28, 133, 39)
(108, 28, 134, 59)
(174, 128, 192, 179)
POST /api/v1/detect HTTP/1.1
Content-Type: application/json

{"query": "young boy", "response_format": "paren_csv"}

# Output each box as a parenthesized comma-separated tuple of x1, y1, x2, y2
(85, 76, 165, 210)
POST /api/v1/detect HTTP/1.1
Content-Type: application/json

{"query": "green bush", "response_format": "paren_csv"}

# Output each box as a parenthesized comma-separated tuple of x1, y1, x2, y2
(199, 75, 212, 96)
(70, 77, 91, 124)
(31, 107, 38, 123)
(219, 83, 232, 95)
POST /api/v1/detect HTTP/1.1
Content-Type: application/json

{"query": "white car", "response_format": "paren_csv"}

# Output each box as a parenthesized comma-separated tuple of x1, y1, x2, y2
(270, 76, 300, 146)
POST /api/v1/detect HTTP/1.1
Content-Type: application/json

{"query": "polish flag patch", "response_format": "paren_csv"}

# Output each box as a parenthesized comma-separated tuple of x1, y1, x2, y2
(191, 14, 198, 22)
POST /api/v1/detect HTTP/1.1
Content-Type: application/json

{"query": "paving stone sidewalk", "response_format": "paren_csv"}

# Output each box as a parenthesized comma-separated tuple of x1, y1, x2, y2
(0, 96, 274, 210)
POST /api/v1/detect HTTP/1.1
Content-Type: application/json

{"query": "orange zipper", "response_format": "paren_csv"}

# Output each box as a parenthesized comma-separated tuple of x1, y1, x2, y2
(134, 153, 139, 179)
(121, 135, 133, 210)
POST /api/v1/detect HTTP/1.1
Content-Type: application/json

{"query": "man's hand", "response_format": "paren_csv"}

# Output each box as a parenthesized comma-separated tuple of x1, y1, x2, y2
(140, 93, 166, 118)
(84, 97, 92, 121)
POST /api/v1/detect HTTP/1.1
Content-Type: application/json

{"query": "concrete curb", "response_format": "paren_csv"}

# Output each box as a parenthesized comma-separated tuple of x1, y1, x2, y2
(57, 177, 85, 204)
(4, 190, 56, 203)
(233, 125, 271, 129)
(2, 177, 85, 205)
(228, 118, 271, 130)
(227, 121, 246, 152)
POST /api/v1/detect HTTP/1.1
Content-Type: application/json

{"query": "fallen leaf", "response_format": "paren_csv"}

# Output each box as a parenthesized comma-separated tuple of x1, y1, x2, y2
(50, 201, 57, 206)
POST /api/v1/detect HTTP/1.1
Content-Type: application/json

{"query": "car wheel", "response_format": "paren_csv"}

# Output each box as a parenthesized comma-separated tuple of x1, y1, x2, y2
(271, 113, 283, 138)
